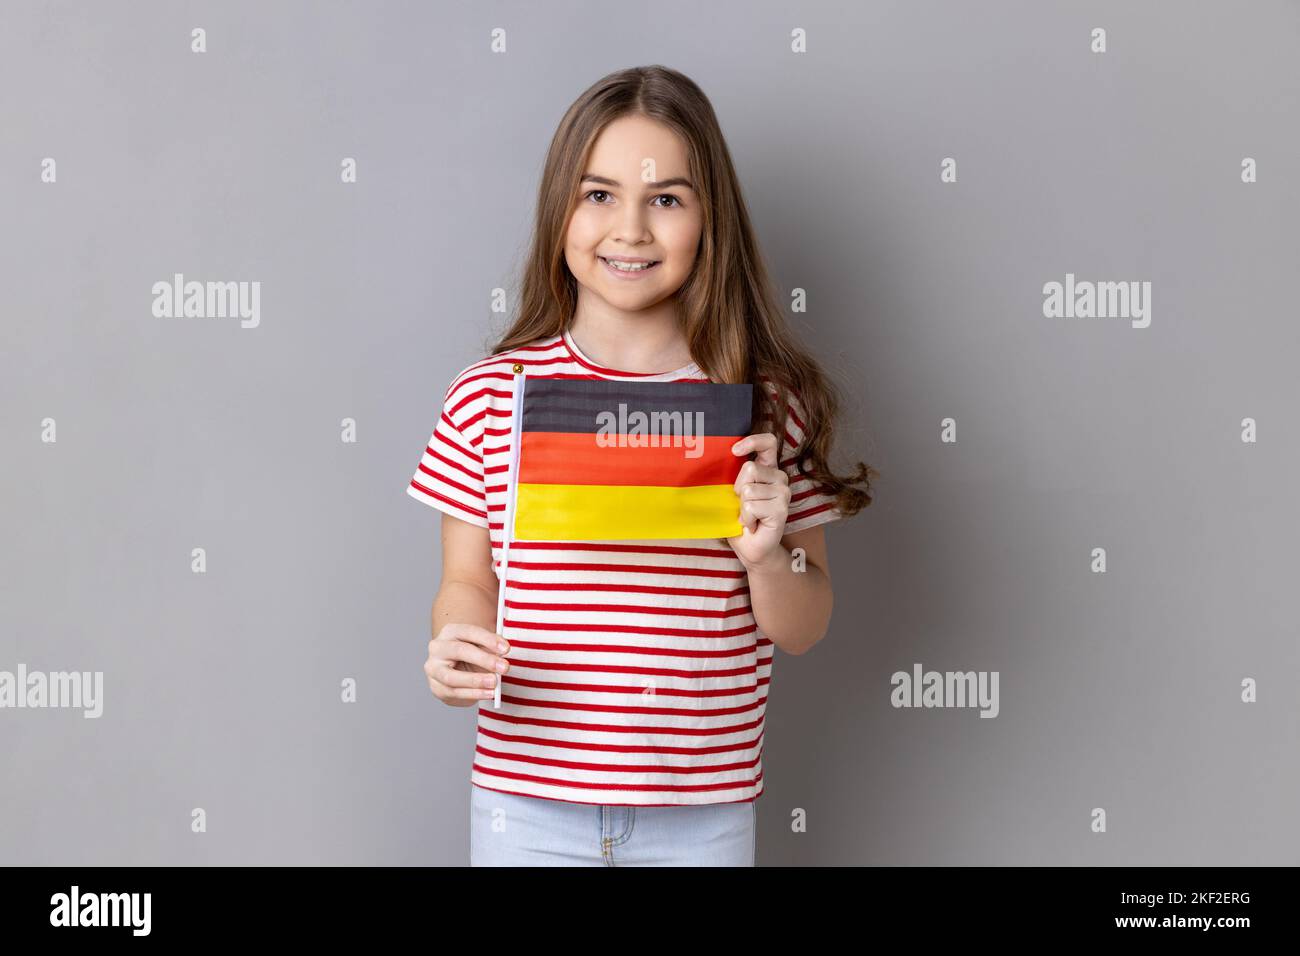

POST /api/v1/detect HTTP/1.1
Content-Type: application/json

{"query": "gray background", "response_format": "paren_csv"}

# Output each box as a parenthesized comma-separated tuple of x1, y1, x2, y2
(2, 0, 1297, 865)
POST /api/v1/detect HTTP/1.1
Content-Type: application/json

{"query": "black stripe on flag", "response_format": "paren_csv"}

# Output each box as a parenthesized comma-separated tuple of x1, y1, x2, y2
(521, 378, 753, 436)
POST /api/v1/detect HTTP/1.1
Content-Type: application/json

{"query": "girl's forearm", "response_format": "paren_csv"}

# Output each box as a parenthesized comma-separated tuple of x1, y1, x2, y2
(744, 547, 834, 655)
(432, 578, 500, 641)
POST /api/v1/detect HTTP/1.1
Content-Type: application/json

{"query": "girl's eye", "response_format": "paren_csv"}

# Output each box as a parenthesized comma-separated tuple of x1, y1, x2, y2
(582, 190, 682, 208)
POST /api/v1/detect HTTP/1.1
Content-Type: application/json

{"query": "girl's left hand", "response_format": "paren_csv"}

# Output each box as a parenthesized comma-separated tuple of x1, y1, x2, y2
(726, 432, 789, 569)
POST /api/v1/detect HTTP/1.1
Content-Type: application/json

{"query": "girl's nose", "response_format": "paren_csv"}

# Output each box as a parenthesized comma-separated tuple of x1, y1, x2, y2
(612, 202, 652, 243)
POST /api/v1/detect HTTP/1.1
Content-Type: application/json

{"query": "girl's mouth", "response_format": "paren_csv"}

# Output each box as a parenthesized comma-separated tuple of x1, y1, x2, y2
(599, 256, 661, 279)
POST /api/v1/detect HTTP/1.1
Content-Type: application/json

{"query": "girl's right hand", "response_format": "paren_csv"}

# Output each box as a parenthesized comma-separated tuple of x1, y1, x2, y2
(424, 622, 511, 707)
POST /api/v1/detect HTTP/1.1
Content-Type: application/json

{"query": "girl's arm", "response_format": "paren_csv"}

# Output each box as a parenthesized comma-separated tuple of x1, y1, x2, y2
(432, 515, 499, 639)
(744, 525, 834, 656)
(729, 431, 835, 656)
(424, 515, 511, 707)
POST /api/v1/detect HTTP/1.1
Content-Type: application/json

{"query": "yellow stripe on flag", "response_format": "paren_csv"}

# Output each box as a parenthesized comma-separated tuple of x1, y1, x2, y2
(514, 483, 741, 540)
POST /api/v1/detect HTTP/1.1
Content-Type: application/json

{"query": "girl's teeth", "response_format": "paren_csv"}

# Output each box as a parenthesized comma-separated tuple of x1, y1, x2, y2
(604, 258, 657, 272)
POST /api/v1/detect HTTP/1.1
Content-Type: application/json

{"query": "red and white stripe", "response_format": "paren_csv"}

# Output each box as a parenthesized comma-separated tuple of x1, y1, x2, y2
(406, 331, 842, 806)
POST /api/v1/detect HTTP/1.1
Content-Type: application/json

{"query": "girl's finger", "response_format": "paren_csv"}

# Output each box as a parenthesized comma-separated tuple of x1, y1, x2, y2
(733, 460, 787, 494)
(739, 480, 784, 502)
(430, 639, 510, 677)
(731, 432, 780, 468)
(437, 621, 509, 655)
(429, 674, 497, 702)
(749, 463, 788, 486)
(435, 661, 502, 691)
(741, 497, 787, 525)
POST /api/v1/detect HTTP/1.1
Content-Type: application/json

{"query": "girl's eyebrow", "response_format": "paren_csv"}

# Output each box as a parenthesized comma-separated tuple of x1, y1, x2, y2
(581, 173, 695, 191)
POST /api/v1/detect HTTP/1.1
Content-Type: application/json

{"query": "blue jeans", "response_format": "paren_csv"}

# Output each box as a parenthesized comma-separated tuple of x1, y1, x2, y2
(469, 784, 757, 866)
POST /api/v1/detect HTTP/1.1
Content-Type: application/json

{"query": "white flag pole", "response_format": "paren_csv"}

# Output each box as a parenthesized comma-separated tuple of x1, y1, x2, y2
(493, 364, 527, 709)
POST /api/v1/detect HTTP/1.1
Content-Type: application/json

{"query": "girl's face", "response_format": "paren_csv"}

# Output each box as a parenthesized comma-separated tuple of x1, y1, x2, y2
(564, 114, 703, 314)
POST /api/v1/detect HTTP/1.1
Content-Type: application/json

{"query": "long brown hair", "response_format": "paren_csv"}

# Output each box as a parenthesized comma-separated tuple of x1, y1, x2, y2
(489, 64, 877, 518)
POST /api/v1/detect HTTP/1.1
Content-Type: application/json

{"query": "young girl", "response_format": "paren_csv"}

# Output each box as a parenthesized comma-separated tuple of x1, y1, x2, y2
(408, 65, 876, 866)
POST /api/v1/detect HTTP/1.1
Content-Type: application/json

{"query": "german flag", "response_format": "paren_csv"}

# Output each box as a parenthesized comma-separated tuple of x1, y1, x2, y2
(503, 374, 754, 541)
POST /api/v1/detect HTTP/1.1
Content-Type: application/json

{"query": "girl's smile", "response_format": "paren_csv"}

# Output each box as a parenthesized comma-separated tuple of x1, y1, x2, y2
(598, 254, 663, 279)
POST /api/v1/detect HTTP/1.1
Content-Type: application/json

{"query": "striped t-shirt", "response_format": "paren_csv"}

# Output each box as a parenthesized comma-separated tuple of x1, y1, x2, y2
(406, 328, 842, 806)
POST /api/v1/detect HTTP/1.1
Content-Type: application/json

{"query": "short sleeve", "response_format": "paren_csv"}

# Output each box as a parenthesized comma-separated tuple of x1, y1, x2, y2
(773, 390, 843, 536)
(405, 376, 490, 529)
